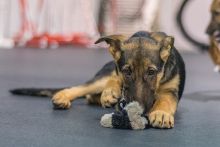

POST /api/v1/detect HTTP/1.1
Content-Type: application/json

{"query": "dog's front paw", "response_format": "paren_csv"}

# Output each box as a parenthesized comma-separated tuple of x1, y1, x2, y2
(52, 89, 72, 109)
(101, 87, 121, 108)
(148, 110, 174, 129)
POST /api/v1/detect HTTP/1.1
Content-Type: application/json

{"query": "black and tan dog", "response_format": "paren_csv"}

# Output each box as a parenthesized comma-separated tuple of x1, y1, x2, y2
(207, 0, 220, 71)
(11, 31, 185, 129)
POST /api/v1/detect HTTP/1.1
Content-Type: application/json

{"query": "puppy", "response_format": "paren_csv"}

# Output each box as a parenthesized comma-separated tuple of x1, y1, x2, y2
(11, 31, 185, 129)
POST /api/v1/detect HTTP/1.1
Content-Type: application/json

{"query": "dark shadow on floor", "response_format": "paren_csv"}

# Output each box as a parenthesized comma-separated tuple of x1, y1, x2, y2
(184, 90, 220, 102)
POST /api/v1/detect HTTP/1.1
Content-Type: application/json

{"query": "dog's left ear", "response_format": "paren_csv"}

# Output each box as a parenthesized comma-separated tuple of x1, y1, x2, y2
(160, 36, 174, 62)
(95, 35, 126, 61)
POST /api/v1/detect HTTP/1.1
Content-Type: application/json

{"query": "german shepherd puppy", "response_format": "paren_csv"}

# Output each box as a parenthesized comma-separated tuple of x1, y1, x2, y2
(207, 0, 220, 71)
(11, 31, 185, 129)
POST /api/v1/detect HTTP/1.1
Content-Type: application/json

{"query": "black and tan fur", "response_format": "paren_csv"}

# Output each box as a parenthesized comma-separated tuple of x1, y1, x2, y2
(11, 31, 185, 129)
(207, 0, 220, 68)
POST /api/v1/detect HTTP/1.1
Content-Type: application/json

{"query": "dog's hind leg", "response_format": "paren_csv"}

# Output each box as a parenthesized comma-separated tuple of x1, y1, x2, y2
(52, 61, 120, 109)
(52, 76, 111, 109)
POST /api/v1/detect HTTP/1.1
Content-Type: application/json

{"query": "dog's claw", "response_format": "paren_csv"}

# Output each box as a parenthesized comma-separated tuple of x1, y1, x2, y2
(148, 110, 174, 129)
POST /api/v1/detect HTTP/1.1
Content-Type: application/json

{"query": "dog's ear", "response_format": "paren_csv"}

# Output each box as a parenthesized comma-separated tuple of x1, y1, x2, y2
(160, 36, 174, 62)
(95, 35, 126, 61)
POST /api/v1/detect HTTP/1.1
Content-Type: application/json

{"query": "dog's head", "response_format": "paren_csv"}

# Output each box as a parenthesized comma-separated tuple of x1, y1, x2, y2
(95, 31, 174, 111)
(207, 0, 220, 35)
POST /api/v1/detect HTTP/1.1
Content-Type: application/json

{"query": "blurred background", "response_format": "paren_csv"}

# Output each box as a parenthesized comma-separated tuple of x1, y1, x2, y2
(0, 0, 212, 50)
(2, 2, 220, 146)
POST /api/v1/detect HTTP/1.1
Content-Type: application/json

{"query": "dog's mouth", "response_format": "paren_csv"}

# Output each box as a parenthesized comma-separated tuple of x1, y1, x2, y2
(211, 30, 220, 73)
(213, 30, 220, 51)
(121, 95, 155, 113)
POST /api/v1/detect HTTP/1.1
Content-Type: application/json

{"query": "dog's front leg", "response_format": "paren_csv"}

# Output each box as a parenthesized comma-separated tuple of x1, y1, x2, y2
(148, 91, 178, 129)
(101, 75, 122, 108)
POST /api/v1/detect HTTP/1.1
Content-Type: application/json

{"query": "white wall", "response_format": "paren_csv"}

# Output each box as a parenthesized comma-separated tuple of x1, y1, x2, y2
(0, 0, 213, 50)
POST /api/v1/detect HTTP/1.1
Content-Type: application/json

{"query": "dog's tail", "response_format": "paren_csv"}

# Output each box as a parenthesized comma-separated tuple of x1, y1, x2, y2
(176, 0, 209, 51)
(10, 88, 63, 97)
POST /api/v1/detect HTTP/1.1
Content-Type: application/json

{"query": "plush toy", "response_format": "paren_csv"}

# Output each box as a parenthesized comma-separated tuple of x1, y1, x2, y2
(100, 99, 149, 130)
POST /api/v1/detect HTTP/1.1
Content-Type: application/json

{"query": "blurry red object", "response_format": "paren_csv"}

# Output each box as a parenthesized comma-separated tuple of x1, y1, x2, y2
(25, 33, 91, 48)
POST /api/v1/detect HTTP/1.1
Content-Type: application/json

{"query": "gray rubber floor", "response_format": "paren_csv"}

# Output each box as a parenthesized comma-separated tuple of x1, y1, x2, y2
(1, 47, 220, 147)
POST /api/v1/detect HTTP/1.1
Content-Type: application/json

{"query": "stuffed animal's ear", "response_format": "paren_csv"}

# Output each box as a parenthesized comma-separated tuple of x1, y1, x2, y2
(160, 36, 174, 62)
(95, 35, 126, 61)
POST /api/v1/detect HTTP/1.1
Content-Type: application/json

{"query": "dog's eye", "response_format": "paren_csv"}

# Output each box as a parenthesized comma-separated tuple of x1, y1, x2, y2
(213, 11, 220, 16)
(122, 67, 132, 78)
(143, 67, 157, 81)
(147, 68, 157, 76)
